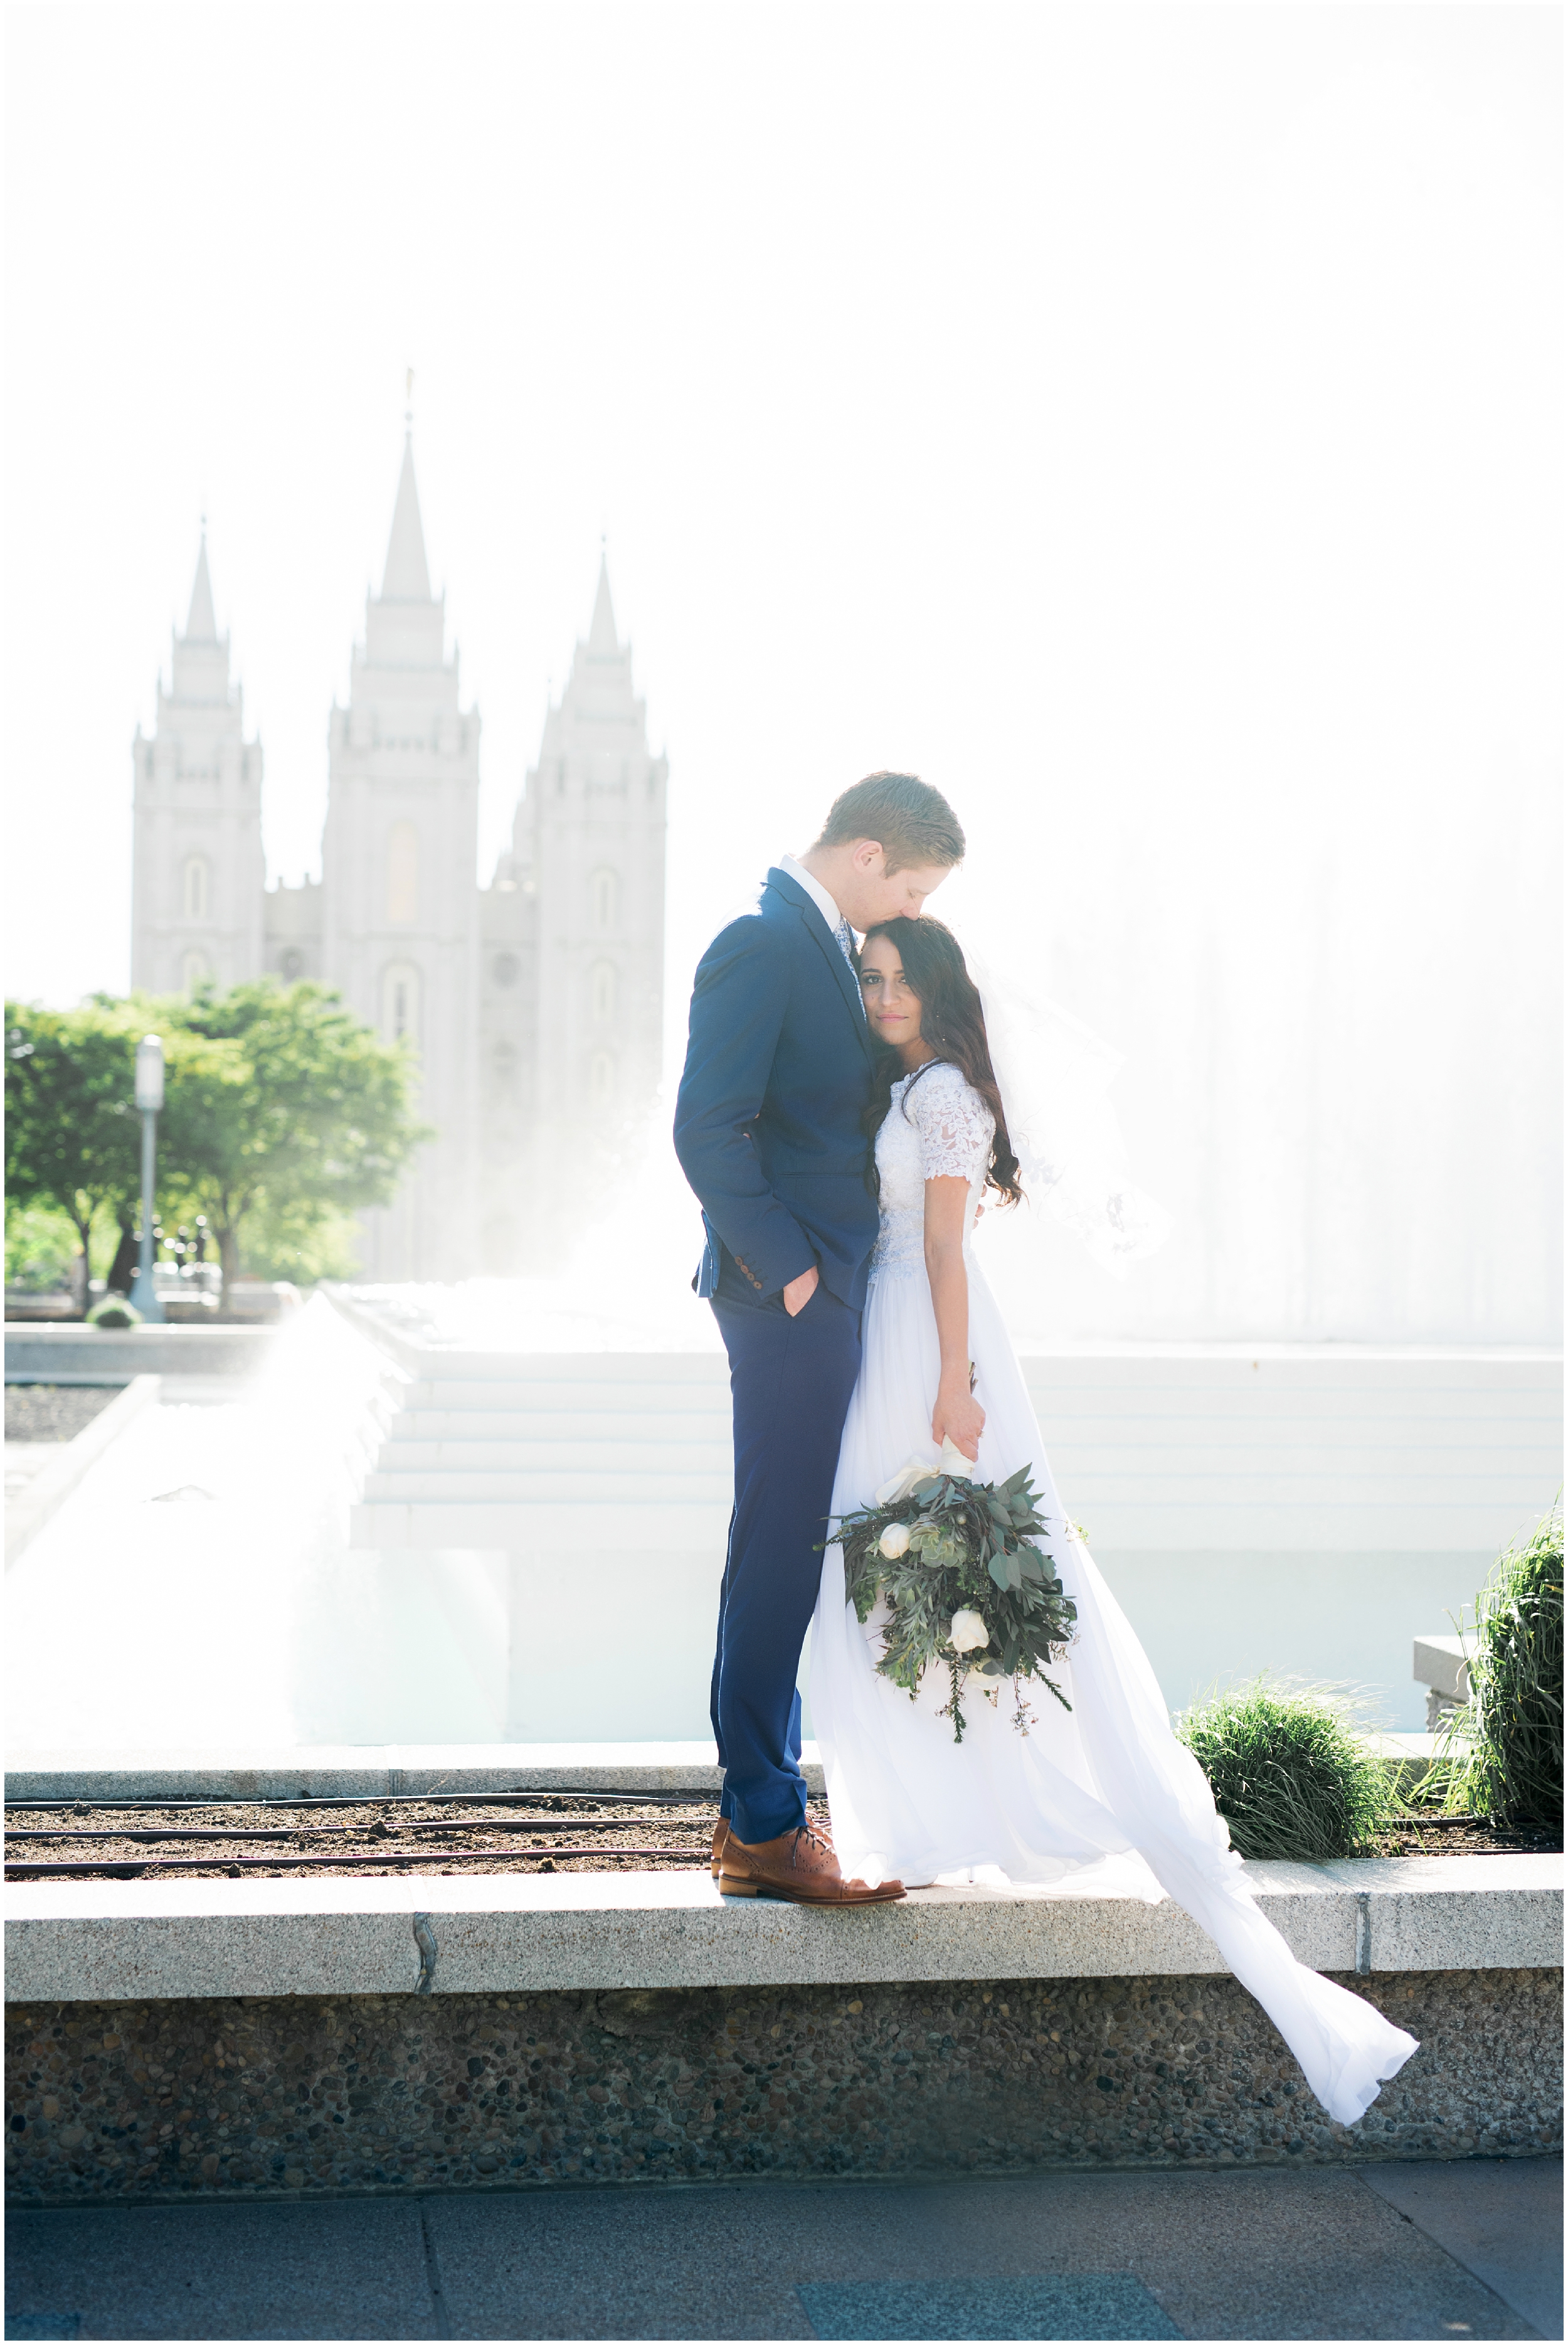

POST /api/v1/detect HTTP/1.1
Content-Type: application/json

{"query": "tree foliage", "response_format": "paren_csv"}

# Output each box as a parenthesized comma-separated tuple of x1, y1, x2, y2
(141, 981, 430, 1286)
(4, 1002, 142, 1300)
(6, 982, 429, 1300)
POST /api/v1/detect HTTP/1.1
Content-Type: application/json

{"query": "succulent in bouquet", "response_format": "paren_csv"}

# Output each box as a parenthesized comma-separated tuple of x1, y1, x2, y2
(826, 1438, 1079, 1741)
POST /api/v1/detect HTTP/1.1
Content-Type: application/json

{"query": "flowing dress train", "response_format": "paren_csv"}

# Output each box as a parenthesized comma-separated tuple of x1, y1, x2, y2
(809, 1061, 1417, 2126)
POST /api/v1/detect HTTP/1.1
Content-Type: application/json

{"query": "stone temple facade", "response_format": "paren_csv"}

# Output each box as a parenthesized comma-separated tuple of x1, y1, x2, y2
(130, 435, 667, 1280)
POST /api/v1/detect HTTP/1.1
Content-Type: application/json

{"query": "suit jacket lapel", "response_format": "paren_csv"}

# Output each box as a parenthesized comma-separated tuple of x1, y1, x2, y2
(766, 868, 876, 1066)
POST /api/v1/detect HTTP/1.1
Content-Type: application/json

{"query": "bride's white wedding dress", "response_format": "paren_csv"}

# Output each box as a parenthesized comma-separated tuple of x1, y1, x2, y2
(810, 1060, 1417, 2127)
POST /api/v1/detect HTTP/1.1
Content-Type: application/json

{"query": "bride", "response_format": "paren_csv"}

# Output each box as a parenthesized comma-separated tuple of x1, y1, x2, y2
(808, 913, 1419, 2129)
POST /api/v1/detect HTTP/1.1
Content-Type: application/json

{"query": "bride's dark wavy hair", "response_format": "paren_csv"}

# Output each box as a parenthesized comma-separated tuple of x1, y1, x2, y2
(861, 916, 1024, 1206)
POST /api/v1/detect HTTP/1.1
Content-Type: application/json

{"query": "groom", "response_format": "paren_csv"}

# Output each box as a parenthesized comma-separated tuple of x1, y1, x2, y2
(674, 772, 965, 1902)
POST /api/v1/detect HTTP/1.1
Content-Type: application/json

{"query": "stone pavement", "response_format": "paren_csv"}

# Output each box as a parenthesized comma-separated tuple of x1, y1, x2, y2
(4, 2156, 1560, 2340)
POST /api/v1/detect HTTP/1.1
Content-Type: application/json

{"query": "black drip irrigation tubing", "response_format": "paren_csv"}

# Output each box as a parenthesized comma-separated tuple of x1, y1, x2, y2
(5, 1848, 709, 1878)
(4, 1791, 716, 1812)
(5, 1818, 709, 1841)
(3, 1799, 718, 1880)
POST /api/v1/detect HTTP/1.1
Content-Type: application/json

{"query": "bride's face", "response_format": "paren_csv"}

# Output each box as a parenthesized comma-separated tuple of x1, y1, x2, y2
(859, 933, 925, 1053)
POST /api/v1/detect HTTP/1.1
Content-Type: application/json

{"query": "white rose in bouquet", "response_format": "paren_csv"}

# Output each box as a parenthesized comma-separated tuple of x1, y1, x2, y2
(948, 1608, 990, 1654)
(877, 1521, 911, 1560)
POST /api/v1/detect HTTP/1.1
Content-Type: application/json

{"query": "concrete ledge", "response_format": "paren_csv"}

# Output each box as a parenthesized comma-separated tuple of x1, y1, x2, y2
(2, 1741, 798, 1801)
(1313, 1856, 1562, 1972)
(1416, 1634, 1471, 1702)
(6, 1856, 1559, 2004)
(5, 1327, 277, 1383)
(5, 1376, 161, 1568)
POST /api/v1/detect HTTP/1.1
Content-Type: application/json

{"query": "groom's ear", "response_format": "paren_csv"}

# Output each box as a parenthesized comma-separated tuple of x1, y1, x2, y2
(848, 838, 887, 875)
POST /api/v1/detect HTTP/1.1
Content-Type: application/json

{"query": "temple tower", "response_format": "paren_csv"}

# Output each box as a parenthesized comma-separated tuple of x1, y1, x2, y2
(481, 553, 667, 1262)
(126, 432, 668, 1284)
(130, 535, 265, 994)
(320, 432, 482, 1279)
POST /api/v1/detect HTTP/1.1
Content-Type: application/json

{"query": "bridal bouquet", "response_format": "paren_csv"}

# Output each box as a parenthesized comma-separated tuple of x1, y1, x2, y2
(827, 1439, 1078, 1743)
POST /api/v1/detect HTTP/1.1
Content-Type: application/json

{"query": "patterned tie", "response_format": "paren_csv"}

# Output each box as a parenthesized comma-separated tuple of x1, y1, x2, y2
(834, 917, 866, 1016)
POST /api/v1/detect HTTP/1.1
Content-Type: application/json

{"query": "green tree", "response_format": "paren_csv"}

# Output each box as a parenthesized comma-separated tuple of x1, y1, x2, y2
(4, 1002, 142, 1309)
(139, 981, 428, 1290)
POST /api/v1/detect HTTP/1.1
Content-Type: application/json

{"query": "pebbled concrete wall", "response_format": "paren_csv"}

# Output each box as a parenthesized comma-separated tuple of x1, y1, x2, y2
(6, 1968, 1560, 2205)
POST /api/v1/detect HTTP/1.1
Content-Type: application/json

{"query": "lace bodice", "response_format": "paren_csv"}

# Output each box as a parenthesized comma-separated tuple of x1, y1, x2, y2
(869, 1061, 995, 1282)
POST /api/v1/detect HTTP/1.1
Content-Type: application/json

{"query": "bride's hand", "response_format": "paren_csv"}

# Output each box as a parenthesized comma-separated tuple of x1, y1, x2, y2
(933, 1378, 985, 1463)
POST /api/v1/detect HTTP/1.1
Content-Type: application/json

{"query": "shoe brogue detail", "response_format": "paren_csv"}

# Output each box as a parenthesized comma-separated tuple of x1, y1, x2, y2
(718, 1820, 904, 1905)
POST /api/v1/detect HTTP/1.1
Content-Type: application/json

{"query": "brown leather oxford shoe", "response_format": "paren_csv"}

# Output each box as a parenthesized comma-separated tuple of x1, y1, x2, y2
(718, 1820, 905, 1905)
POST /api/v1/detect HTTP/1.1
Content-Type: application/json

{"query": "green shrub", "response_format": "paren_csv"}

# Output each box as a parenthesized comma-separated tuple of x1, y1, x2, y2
(86, 1297, 141, 1329)
(1175, 1676, 1392, 1860)
(1443, 1507, 1563, 1827)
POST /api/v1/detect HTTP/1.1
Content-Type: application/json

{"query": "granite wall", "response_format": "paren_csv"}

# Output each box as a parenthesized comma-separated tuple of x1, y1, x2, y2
(6, 1968, 1560, 2205)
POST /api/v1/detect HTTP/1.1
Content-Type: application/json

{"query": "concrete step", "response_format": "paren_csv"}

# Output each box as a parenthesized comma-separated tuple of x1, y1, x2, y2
(361, 1469, 731, 1504)
(1056, 1462, 1559, 1499)
(1025, 1413, 1562, 1455)
(394, 1419, 1534, 1463)
(1017, 1358, 1562, 1398)
(378, 1438, 730, 1474)
(401, 1373, 727, 1412)
(391, 1410, 731, 1444)
(348, 1499, 729, 1549)
(1026, 1471, 1546, 1508)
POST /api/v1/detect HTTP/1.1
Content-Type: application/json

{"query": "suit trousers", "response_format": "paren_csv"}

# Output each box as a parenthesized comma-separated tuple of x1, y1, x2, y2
(709, 1250, 863, 1845)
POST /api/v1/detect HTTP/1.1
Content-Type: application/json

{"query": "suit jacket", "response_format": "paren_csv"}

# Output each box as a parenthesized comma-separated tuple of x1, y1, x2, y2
(674, 866, 881, 1309)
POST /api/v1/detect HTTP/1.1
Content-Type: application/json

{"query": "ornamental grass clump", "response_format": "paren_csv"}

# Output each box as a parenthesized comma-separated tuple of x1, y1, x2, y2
(1175, 1678, 1392, 1861)
(1442, 1507, 1563, 1827)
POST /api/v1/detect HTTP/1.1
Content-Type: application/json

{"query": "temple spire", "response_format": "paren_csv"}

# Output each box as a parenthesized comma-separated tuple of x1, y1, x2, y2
(381, 432, 432, 601)
(588, 543, 618, 654)
(184, 530, 218, 642)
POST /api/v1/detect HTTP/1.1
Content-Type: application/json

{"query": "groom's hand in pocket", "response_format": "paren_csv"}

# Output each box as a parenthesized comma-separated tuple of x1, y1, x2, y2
(783, 1264, 819, 1317)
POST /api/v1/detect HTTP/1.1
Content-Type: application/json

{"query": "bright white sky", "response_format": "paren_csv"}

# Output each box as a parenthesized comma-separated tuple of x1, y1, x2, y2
(5, 2, 1561, 1342)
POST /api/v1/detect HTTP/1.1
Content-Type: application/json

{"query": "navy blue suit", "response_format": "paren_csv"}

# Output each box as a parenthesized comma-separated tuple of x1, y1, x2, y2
(674, 867, 881, 1842)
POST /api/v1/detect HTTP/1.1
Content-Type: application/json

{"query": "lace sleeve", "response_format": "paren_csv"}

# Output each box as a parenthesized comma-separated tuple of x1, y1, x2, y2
(908, 1062, 995, 1184)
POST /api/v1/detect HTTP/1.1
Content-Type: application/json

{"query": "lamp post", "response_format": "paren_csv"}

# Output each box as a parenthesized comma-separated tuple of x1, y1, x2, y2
(129, 1034, 166, 1324)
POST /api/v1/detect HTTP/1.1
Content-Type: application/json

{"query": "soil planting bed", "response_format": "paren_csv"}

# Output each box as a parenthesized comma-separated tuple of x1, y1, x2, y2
(3, 1795, 844, 1881)
(1369, 1816, 1562, 1858)
(5, 1797, 1555, 1880)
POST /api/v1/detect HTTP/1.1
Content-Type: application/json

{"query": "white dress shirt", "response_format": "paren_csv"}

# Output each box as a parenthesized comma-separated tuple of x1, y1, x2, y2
(778, 851, 847, 939)
(778, 851, 864, 1012)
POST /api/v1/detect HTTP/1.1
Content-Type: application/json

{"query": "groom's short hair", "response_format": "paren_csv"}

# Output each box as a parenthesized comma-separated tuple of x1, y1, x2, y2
(814, 772, 965, 873)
